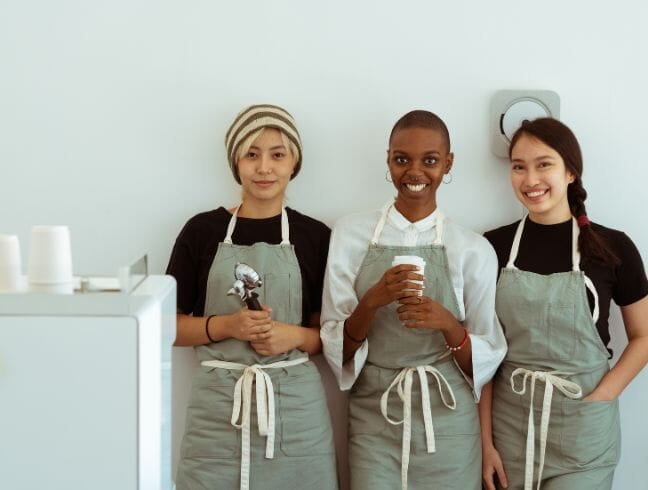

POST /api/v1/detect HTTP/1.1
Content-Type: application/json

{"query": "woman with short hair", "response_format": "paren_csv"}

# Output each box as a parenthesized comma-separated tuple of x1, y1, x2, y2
(168, 104, 338, 490)
(321, 110, 506, 490)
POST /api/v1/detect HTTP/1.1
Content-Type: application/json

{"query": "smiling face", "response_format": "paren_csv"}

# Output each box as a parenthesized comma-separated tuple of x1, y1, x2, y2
(510, 134, 575, 224)
(236, 128, 297, 211)
(387, 127, 453, 220)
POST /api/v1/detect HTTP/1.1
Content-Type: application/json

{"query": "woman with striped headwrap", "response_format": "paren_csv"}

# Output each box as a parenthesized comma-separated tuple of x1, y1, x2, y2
(167, 104, 338, 490)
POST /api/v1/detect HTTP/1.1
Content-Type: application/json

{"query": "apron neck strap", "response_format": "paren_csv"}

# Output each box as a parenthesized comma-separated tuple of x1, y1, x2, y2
(370, 202, 393, 245)
(506, 215, 526, 269)
(573, 219, 600, 322)
(505, 215, 600, 323)
(370, 201, 444, 246)
(224, 205, 290, 245)
(507, 215, 581, 271)
(435, 213, 444, 246)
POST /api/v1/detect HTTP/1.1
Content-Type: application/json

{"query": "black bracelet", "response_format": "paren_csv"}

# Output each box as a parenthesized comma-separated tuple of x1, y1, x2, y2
(343, 323, 366, 344)
(205, 315, 218, 343)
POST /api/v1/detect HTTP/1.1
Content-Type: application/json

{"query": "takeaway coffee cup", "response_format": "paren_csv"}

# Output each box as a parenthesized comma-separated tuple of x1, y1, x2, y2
(391, 255, 425, 296)
(0, 235, 23, 293)
(28, 226, 74, 294)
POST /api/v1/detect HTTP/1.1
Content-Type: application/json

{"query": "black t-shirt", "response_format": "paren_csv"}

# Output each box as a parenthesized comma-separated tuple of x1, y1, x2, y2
(484, 219, 648, 352)
(166, 207, 331, 326)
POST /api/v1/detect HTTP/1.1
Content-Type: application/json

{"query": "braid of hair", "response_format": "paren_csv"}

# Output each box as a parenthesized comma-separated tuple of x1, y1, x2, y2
(568, 178, 620, 266)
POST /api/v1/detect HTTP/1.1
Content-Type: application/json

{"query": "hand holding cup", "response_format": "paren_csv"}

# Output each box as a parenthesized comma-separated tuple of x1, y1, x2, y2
(397, 295, 457, 332)
(363, 256, 425, 310)
(391, 256, 425, 296)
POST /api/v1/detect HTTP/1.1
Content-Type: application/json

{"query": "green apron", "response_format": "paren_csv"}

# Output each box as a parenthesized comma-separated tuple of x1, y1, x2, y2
(175, 207, 337, 490)
(349, 204, 481, 490)
(493, 216, 620, 490)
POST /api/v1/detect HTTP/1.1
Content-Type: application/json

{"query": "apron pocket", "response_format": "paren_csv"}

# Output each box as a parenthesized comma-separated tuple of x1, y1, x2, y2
(278, 372, 333, 457)
(429, 375, 479, 437)
(182, 384, 240, 459)
(409, 380, 480, 454)
(349, 365, 388, 436)
(263, 272, 293, 320)
(546, 304, 576, 360)
(560, 398, 620, 468)
(492, 384, 526, 464)
(205, 272, 248, 315)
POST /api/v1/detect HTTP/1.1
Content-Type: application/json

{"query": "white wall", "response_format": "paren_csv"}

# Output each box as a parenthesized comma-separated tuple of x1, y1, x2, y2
(1, 1, 646, 488)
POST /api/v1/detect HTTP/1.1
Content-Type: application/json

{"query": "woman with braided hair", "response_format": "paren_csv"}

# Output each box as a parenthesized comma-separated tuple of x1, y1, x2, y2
(480, 118, 648, 490)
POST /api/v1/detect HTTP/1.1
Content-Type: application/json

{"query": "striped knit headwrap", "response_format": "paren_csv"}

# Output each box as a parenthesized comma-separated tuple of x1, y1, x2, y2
(224, 104, 302, 184)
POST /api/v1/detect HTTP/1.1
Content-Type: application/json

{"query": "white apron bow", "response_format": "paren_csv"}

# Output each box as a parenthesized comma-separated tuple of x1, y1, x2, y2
(201, 356, 309, 490)
(510, 368, 583, 490)
(380, 365, 457, 490)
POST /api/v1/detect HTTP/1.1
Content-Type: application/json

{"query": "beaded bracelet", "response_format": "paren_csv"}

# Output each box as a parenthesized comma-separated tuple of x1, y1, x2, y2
(445, 328, 469, 352)
(205, 315, 218, 343)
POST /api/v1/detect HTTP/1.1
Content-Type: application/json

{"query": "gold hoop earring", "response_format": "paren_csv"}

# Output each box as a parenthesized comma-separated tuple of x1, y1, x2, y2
(443, 172, 453, 184)
(385, 170, 393, 183)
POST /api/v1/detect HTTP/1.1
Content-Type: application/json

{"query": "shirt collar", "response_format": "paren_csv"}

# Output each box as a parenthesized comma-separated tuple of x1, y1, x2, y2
(386, 201, 441, 232)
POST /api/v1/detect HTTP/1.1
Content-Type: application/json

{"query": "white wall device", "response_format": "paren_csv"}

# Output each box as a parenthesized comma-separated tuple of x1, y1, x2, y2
(491, 90, 560, 158)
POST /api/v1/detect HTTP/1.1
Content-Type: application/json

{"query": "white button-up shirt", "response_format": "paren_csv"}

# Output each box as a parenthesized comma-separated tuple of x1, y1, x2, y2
(320, 204, 507, 400)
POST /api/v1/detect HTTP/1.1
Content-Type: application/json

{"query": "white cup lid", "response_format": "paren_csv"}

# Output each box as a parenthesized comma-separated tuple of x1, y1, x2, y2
(391, 255, 426, 269)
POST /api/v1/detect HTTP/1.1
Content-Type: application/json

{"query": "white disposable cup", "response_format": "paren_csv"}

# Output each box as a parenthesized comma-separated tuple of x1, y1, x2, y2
(0, 235, 22, 293)
(28, 226, 74, 291)
(391, 255, 426, 296)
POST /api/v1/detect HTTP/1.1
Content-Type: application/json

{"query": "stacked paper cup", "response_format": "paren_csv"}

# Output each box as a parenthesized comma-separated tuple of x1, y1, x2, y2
(391, 255, 426, 295)
(28, 226, 74, 294)
(0, 235, 24, 293)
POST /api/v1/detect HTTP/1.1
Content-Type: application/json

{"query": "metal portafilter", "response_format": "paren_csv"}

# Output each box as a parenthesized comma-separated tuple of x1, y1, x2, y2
(227, 262, 263, 311)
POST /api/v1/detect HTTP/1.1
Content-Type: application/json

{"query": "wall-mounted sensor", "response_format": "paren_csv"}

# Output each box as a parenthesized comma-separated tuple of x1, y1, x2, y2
(491, 90, 560, 158)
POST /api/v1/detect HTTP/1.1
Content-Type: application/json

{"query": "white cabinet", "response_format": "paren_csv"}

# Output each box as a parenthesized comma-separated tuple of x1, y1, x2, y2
(0, 276, 175, 490)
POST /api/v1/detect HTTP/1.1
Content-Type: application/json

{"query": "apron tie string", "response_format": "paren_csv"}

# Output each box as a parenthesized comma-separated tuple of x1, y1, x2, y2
(510, 368, 583, 490)
(201, 356, 309, 490)
(380, 365, 457, 490)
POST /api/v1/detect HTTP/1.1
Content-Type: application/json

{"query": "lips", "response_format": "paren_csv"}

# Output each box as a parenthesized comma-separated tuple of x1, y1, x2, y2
(404, 183, 428, 192)
(254, 180, 276, 188)
(524, 189, 548, 202)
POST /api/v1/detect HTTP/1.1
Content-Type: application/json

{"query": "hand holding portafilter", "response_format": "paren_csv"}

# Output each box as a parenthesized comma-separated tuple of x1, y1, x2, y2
(227, 262, 263, 311)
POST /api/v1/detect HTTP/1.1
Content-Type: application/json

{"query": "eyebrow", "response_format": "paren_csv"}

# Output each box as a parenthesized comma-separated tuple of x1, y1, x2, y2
(511, 155, 556, 163)
(392, 149, 441, 155)
(249, 145, 287, 151)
